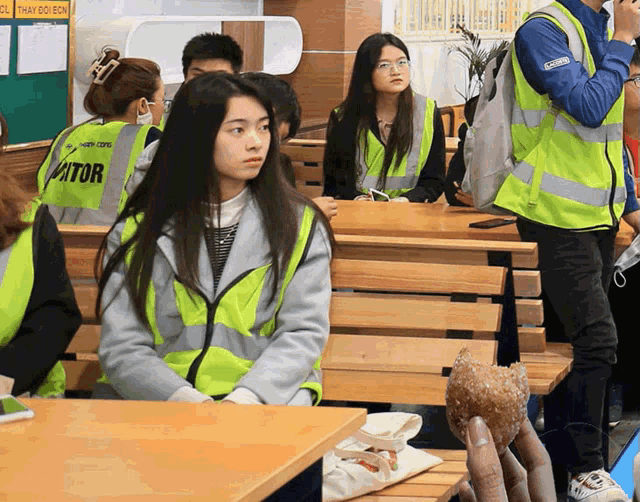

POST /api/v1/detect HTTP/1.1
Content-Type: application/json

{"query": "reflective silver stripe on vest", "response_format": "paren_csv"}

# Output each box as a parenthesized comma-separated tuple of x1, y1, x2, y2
(158, 324, 272, 361)
(553, 115, 623, 143)
(100, 124, 145, 219)
(512, 108, 548, 128)
(512, 108, 623, 143)
(0, 246, 10, 286)
(357, 93, 428, 192)
(51, 125, 145, 225)
(512, 162, 626, 206)
(43, 127, 78, 187)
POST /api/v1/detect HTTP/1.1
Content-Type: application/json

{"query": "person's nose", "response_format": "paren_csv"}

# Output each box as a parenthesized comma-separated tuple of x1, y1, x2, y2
(246, 128, 262, 150)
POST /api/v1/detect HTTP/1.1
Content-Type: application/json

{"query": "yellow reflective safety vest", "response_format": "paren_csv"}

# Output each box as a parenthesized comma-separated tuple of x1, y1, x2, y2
(0, 200, 66, 397)
(494, 2, 626, 230)
(354, 93, 436, 199)
(99, 200, 326, 403)
(37, 121, 158, 225)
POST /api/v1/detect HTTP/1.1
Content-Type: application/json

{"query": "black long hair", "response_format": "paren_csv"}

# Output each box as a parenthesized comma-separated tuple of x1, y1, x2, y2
(96, 73, 333, 328)
(326, 33, 414, 191)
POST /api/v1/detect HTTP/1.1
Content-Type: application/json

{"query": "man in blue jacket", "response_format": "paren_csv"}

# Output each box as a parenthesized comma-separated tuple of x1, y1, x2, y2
(510, 0, 640, 500)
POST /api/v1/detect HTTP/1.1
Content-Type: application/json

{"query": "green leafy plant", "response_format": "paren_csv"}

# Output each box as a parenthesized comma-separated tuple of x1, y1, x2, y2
(448, 24, 509, 101)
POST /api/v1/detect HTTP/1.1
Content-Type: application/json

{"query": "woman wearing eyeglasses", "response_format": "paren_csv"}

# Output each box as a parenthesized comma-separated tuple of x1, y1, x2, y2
(323, 33, 445, 202)
(36, 49, 164, 225)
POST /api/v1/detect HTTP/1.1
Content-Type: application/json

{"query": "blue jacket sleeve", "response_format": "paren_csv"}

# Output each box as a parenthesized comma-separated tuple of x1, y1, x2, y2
(514, 18, 633, 128)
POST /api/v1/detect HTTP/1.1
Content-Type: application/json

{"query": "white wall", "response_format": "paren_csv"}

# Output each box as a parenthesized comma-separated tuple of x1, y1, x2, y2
(73, 0, 262, 123)
(76, 0, 261, 19)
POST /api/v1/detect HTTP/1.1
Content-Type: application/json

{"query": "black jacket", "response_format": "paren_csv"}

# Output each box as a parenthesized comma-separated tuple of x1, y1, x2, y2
(0, 205, 81, 396)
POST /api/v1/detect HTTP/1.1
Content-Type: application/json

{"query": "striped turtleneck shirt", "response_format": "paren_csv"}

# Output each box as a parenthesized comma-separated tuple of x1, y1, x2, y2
(203, 188, 249, 293)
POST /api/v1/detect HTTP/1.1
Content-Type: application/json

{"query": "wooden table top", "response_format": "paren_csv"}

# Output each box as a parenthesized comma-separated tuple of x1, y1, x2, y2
(0, 399, 366, 501)
(330, 200, 634, 248)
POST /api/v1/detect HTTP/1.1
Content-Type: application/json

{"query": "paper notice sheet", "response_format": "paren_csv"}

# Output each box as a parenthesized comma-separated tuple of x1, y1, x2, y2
(0, 25, 10, 76)
(17, 24, 68, 75)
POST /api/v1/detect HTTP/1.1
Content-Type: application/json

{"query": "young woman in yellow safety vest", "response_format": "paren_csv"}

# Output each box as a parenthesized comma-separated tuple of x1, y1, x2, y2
(93, 73, 335, 406)
(0, 113, 81, 397)
(323, 33, 445, 203)
(36, 49, 164, 225)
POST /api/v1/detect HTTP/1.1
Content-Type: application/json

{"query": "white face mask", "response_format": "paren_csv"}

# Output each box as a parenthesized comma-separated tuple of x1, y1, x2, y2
(613, 232, 640, 287)
(136, 99, 155, 125)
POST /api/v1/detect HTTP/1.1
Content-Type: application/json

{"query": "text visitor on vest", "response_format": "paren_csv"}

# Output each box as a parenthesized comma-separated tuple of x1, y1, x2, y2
(323, 33, 445, 202)
(0, 113, 81, 397)
(36, 50, 164, 226)
(92, 73, 335, 406)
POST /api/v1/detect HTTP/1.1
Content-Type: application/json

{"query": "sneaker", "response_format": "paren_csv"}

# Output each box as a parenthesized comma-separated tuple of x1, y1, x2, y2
(568, 469, 629, 501)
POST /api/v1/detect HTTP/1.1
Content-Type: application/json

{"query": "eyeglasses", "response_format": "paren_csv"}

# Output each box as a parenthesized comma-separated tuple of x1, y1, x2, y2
(375, 59, 410, 73)
(163, 99, 173, 113)
(626, 77, 640, 89)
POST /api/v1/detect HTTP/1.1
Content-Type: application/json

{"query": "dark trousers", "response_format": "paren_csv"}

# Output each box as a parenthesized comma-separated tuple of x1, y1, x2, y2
(517, 219, 618, 475)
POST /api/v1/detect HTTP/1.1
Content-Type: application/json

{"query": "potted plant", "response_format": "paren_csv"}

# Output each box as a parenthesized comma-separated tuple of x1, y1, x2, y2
(448, 25, 509, 102)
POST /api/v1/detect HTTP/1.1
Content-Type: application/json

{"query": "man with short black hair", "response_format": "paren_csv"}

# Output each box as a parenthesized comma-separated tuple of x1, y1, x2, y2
(182, 32, 243, 81)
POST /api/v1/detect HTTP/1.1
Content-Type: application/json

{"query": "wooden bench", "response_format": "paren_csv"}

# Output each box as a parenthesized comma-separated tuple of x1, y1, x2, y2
(333, 234, 573, 396)
(59, 227, 572, 396)
(0, 140, 51, 194)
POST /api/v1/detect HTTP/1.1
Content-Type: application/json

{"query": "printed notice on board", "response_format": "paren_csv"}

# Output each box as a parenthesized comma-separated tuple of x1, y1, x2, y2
(0, 26, 10, 76)
(17, 24, 68, 75)
(0, 0, 13, 18)
(15, 1, 70, 19)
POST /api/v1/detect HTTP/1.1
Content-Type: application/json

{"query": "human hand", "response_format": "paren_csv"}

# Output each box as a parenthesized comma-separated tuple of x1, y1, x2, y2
(453, 182, 474, 207)
(613, 0, 640, 44)
(313, 196, 338, 220)
(458, 416, 555, 502)
(390, 197, 410, 203)
(623, 209, 640, 237)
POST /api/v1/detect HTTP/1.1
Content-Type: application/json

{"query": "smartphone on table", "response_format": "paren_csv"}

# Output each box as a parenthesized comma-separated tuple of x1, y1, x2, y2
(468, 217, 517, 229)
(368, 188, 391, 201)
(0, 395, 35, 424)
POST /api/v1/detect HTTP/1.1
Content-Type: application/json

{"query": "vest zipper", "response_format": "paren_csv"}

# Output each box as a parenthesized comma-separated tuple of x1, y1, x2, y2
(604, 139, 618, 228)
(184, 269, 255, 388)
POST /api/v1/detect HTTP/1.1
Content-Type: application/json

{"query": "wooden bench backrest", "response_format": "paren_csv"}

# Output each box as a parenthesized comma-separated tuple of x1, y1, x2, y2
(324, 256, 504, 406)
(334, 234, 545, 353)
(59, 225, 106, 391)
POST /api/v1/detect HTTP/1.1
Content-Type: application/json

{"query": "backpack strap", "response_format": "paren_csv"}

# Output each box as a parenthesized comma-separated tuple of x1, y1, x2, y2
(527, 5, 587, 68)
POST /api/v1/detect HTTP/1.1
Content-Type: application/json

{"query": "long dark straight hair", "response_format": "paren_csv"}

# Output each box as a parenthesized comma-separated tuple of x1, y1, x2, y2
(329, 33, 414, 191)
(96, 73, 334, 328)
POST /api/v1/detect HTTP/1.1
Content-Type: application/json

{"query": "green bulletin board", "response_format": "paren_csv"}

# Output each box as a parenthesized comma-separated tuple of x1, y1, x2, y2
(0, 2, 71, 145)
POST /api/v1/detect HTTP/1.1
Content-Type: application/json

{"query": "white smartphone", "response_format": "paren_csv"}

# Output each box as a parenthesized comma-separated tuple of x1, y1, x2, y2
(0, 395, 35, 424)
(368, 188, 391, 201)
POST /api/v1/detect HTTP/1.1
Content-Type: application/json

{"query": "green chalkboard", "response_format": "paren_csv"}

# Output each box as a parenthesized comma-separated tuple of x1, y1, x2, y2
(0, 18, 69, 145)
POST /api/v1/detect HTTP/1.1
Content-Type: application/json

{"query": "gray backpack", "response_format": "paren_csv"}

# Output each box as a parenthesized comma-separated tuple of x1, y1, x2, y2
(461, 5, 587, 214)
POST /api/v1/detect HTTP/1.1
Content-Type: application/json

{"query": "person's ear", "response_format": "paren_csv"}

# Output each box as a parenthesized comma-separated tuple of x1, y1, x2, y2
(136, 97, 150, 115)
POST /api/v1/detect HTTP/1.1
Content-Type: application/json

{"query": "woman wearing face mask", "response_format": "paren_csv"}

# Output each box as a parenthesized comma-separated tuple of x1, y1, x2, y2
(92, 73, 334, 407)
(323, 33, 445, 202)
(36, 49, 164, 225)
